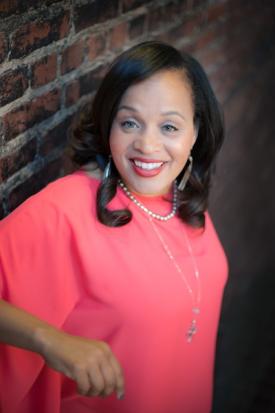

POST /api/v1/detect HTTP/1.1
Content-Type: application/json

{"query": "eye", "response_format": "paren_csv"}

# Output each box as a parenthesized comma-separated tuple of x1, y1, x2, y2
(162, 124, 178, 132)
(121, 120, 139, 129)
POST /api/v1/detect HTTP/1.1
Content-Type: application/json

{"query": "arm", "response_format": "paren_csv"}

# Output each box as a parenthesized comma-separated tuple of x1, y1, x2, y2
(0, 298, 124, 399)
(0, 194, 124, 400)
(0, 298, 55, 352)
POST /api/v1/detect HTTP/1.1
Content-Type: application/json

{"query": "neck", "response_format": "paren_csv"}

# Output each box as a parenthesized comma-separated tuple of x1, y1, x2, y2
(118, 180, 178, 222)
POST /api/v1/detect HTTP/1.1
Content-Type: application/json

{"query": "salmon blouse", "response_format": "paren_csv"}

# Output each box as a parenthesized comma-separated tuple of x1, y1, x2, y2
(0, 171, 228, 413)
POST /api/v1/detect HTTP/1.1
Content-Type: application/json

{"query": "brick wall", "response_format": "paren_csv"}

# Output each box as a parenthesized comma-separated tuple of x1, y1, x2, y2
(0, 0, 216, 217)
(0, 0, 275, 411)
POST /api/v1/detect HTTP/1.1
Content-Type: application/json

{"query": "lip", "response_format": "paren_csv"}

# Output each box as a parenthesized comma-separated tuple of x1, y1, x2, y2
(130, 158, 166, 177)
(130, 157, 166, 163)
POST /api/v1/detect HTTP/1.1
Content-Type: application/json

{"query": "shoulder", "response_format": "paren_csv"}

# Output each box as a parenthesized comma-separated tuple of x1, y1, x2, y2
(38, 170, 100, 208)
(0, 171, 100, 231)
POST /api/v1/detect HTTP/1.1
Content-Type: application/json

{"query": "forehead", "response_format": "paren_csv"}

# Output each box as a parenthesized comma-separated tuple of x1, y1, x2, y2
(119, 70, 194, 112)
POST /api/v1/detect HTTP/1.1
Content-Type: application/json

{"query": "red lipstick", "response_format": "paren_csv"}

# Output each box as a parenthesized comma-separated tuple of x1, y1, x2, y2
(130, 158, 166, 178)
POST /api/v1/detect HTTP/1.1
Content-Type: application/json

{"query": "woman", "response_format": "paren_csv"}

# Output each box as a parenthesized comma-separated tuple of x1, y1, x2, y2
(0, 41, 228, 413)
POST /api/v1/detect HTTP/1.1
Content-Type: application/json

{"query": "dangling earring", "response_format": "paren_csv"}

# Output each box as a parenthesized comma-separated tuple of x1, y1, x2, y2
(178, 155, 193, 191)
(102, 155, 112, 180)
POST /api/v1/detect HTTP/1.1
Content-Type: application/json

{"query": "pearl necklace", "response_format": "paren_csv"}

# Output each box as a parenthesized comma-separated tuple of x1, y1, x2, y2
(118, 180, 177, 221)
(118, 179, 201, 342)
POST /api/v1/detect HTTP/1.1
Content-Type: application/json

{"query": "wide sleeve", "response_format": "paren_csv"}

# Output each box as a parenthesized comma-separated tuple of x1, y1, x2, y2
(0, 196, 82, 412)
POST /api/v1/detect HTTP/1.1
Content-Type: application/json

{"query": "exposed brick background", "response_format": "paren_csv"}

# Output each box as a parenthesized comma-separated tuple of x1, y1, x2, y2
(0, 66, 28, 107)
(31, 53, 57, 88)
(0, 0, 274, 411)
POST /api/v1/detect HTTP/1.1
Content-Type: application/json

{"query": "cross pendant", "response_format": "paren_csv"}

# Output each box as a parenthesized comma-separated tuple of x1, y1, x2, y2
(186, 320, 197, 343)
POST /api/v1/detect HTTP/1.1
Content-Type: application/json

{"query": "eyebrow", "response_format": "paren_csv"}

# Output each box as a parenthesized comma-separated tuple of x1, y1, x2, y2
(160, 111, 186, 120)
(117, 105, 185, 120)
(117, 105, 138, 113)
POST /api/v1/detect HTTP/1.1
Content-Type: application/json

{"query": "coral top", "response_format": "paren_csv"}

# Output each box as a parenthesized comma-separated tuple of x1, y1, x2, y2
(0, 171, 228, 413)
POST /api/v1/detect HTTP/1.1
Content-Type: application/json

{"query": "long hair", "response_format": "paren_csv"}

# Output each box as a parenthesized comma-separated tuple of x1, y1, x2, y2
(70, 41, 224, 228)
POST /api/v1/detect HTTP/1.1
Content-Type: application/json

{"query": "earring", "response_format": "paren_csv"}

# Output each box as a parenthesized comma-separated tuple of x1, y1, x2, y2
(178, 155, 193, 191)
(102, 156, 112, 180)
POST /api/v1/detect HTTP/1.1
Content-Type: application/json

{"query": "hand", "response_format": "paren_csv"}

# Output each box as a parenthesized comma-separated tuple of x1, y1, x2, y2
(37, 328, 125, 399)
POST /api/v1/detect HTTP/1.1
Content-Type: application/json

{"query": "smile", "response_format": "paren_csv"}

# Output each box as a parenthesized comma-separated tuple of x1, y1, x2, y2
(133, 159, 164, 170)
(130, 158, 166, 178)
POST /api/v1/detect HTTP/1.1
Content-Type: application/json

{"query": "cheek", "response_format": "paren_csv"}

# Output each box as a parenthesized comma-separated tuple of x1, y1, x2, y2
(110, 126, 135, 158)
(109, 129, 122, 156)
(169, 138, 193, 163)
(110, 134, 131, 166)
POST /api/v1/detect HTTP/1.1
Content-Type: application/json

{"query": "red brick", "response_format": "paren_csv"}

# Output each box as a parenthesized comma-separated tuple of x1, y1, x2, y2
(10, 11, 70, 59)
(74, 0, 119, 33)
(192, 24, 223, 51)
(192, 0, 208, 8)
(65, 80, 80, 107)
(0, 138, 37, 183)
(61, 40, 84, 75)
(0, 66, 28, 108)
(109, 22, 128, 51)
(129, 14, 146, 39)
(177, 41, 196, 56)
(3, 88, 61, 141)
(7, 157, 62, 213)
(87, 33, 106, 61)
(7, 172, 43, 213)
(43, 156, 63, 182)
(148, 2, 185, 33)
(78, 66, 105, 97)
(0, 32, 8, 63)
(182, 12, 207, 37)
(31, 53, 57, 88)
(45, 0, 62, 4)
(39, 116, 73, 156)
(156, 23, 195, 47)
(0, 0, 18, 17)
(0, 1, 58, 17)
(147, 7, 165, 32)
(121, 0, 151, 13)
(206, 2, 228, 23)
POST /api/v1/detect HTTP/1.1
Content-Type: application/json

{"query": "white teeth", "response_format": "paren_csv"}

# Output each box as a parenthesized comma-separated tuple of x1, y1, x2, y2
(133, 160, 163, 170)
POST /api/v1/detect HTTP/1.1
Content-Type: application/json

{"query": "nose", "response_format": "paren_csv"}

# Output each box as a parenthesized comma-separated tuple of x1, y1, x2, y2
(133, 128, 162, 154)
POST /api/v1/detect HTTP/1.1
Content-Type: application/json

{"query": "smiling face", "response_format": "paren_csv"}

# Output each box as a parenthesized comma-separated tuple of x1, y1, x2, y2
(109, 69, 197, 196)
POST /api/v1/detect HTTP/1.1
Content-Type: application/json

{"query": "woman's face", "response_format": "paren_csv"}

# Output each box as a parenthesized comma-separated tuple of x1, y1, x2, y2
(109, 69, 197, 196)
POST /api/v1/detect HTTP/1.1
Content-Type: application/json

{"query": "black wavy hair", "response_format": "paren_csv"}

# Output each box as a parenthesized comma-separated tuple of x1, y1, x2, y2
(70, 40, 224, 228)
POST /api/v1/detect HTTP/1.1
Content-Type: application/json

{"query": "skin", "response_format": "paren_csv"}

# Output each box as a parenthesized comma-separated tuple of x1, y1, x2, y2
(110, 69, 197, 197)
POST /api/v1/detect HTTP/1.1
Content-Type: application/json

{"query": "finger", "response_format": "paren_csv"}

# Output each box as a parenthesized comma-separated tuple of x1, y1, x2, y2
(75, 370, 91, 396)
(98, 359, 117, 397)
(108, 355, 125, 398)
(86, 363, 105, 397)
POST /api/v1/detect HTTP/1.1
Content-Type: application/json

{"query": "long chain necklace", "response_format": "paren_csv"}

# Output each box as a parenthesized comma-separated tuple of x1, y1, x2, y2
(118, 179, 202, 343)
(149, 218, 201, 343)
